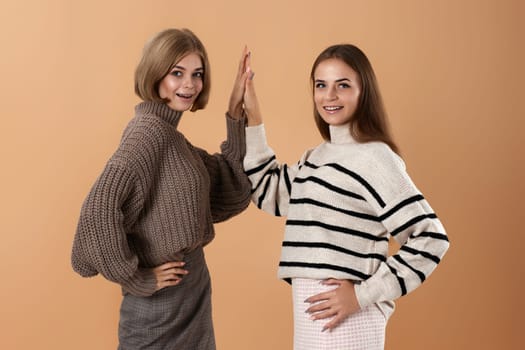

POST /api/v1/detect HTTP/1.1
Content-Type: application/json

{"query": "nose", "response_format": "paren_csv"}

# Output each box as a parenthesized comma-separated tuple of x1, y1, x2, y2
(183, 76, 194, 89)
(326, 85, 337, 100)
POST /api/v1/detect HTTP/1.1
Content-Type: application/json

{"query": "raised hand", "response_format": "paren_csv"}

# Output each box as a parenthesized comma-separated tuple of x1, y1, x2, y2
(243, 63, 263, 126)
(228, 46, 252, 119)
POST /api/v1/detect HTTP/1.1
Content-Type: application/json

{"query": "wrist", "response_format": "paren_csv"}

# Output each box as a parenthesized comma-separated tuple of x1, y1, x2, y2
(247, 113, 263, 126)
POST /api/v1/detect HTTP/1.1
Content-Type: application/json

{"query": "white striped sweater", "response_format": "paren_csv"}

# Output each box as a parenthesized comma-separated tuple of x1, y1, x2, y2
(244, 123, 449, 314)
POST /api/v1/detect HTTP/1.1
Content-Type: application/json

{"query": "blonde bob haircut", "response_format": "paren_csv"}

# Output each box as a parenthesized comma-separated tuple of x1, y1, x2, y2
(134, 28, 210, 112)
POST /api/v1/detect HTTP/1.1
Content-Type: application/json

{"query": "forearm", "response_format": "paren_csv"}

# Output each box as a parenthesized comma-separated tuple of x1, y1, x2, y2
(355, 190, 449, 308)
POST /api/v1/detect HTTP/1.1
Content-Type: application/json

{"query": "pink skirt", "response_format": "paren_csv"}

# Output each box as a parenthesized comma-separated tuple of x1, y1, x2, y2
(292, 278, 386, 350)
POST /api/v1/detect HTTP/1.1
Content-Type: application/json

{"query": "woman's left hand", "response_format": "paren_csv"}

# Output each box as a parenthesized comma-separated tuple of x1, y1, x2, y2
(228, 46, 251, 119)
(305, 279, 361, 332)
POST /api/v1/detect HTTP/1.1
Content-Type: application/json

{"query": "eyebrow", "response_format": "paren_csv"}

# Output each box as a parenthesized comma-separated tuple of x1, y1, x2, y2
(173, 65, 204, 71)
(315, 78, 352, 83)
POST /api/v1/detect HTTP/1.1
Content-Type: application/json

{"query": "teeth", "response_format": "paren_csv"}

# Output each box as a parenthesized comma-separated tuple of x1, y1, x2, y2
(324, 106, 342, 111)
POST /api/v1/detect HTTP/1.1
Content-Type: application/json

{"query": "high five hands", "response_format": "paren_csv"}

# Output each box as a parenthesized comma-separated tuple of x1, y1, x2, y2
(228, 46, 262, 126)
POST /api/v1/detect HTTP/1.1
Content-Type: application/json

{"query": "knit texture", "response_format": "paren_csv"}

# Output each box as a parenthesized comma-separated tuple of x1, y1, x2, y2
(72, 101, 251, 296)
(244, 123, 449, 313)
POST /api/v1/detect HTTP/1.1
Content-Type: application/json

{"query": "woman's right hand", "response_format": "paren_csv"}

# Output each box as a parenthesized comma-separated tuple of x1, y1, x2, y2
(152, 261, 188, 291)
(243, 57, 263, 126)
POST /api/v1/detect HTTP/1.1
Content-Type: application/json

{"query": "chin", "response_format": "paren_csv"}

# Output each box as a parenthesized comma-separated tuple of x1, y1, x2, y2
(322, 117, 347, 126)
(169, 103, 192, 112)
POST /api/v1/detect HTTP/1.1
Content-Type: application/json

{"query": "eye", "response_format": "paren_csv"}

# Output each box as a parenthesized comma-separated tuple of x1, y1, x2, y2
(193, 71, 204, 79)
(170, 70, 183, 77)
(338, 83, 350, 88)
(315, 82, 326, 88)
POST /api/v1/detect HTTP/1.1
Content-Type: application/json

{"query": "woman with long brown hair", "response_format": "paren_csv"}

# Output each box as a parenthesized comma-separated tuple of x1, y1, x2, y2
(242, 44, 449, 349)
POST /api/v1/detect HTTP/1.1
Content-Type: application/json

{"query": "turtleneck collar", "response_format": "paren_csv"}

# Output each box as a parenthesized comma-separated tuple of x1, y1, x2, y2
(329, 123, 357, 144)
(135, 101, 183, 128)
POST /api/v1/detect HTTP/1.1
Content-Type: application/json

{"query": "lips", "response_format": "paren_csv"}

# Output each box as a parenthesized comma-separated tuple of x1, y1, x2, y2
(176, 93, 194, 100)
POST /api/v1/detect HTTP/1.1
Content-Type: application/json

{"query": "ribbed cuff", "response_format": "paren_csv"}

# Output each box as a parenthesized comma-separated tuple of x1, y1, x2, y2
(245, 123, 268, 155)
(222, 112, 247, 160)
(121, 268, 158, 297)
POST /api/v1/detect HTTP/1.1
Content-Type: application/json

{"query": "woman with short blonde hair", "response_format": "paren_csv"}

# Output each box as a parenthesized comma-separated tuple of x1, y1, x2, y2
(72, 28, 253, 349)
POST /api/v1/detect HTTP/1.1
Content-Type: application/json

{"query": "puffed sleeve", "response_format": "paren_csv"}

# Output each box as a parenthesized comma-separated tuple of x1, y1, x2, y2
(192, 114, 252, 223)
(71, 163, 157, 296)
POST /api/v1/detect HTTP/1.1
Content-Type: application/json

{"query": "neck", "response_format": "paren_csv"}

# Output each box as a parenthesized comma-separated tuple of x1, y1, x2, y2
(136, 101, 183, 127)
(329, 123, 356, 144)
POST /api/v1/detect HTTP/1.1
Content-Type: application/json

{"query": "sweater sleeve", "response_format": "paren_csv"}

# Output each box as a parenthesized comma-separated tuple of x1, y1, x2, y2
(243, 124, 304, 217)
(354, 169, 450, 309)
(193, 114, 252, 223)
(71, 163, 157, 297)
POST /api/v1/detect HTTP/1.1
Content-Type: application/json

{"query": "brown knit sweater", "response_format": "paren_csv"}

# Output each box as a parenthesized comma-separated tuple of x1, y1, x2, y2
(71, 101, 251, 296)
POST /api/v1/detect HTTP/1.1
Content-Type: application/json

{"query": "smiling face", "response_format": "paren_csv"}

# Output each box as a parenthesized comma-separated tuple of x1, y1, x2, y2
(313, 58, 361, 126)
(158, 52, 204, 112)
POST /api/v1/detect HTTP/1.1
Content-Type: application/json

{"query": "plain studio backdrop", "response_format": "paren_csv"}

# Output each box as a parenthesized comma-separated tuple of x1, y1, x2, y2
(1, 0, 523, 349)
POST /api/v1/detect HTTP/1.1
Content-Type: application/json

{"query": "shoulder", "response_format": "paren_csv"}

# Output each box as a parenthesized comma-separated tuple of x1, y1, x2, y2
(110, 115, 174, 168)
(358, 143, 417, 204)
(338, 142, 414, 205)
(298, 144, 320, 166)
(359, 142, 406, 173)
(313, 140, 404, 172)
(122, 114, 172, 142)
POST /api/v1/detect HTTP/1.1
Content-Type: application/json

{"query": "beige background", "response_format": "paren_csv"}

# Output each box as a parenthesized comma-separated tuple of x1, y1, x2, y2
(1, 0, 523, 349)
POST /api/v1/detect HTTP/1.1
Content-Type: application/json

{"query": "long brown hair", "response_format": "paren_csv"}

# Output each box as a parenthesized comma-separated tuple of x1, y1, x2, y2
(310, 44, 399, 154)
(134, 28, 211, 112)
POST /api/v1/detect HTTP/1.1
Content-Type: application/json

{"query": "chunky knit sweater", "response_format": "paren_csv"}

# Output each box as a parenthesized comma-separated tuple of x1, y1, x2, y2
(244, 123, 449, 314)
(72, 101, 251, 297)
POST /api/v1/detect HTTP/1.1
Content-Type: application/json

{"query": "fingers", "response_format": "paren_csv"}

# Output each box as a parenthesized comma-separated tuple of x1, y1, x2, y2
(243, 47, 251, 76)
(306, 300, 332, 315)
(305, 279, 360, 332)
(321, 278, 343, 286)
(310, 308, 339, 322)
(237, 45, 250, 77)
(305, 290, 335, 318)
(157, 278, 183, 290)
(305, 290, 331, 304)
(153, 261, 188, 291)
(321, 315, 345, 332)
(305, 296, 343, 333)
(228, 47, 252, 118)
(154, 261, 186, 271)
(243, 73, 264, 125)
(234, 46, 251, 87)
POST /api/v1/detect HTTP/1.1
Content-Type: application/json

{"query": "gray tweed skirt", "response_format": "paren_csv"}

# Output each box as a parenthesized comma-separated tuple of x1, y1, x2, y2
(118, 248, 215, 350)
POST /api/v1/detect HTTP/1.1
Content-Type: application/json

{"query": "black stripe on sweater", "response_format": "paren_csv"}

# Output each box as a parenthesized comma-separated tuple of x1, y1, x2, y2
(400, 246, 441, 264)
(279, 261, 371, 280)
(387, 264, 407, 295)
(393, 255, 426, 283)
(286, 219, 389, 242)
(282, 241, 386, 262)
(274, 169, 281, 216)
(293, 176, 366, 201)
(251, 167, 279, 195)
(252, 169, 281, 216)
(283, 164, 292, 195)
(379, 194, 425, 221)
(304, 161, 385, 207)
(412, 231, 449, 242)
(245, 155, 276, 176)
(289, 198, 379, 222)
(391, 214, 438, 237)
